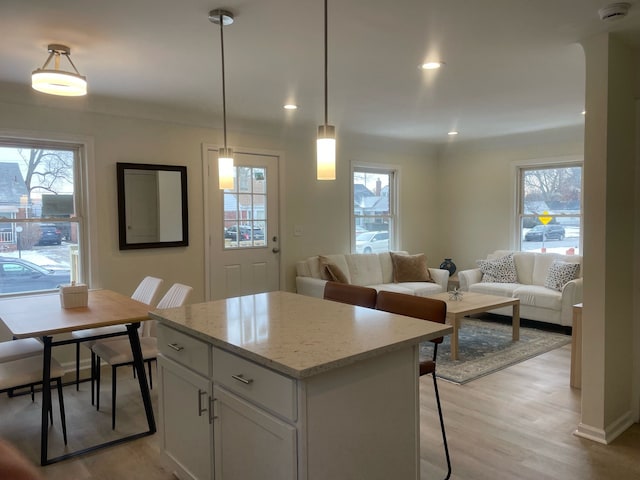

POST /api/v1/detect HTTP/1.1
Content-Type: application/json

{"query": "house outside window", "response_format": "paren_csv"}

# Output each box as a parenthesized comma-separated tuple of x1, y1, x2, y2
(352, 167, 396, 254)
(0, 141, 87, 295)
(518, 163, 582, 254)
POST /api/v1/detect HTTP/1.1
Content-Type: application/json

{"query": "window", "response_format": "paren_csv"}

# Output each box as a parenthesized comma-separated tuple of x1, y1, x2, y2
(223, 165, 267, 248)
(518, 163, 582, 254)
(0, 140, 87, 295)
(352, 167, 396, 253)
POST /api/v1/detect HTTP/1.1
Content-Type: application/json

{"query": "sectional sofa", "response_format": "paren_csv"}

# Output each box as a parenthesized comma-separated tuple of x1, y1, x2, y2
(458, 250, 582, 326)
(295, 251, 449, 299)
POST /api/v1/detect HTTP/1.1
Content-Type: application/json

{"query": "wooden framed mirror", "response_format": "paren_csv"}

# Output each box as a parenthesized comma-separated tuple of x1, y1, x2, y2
(117, 162, 189, 250)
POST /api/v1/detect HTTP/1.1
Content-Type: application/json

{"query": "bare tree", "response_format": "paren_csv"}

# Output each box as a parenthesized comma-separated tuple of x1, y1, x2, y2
(17, 148, 74, 198)
(523, 166, 581, 205)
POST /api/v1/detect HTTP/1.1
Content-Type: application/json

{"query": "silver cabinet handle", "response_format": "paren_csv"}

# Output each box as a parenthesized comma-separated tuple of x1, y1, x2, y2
(210, 397, 217, 424)
(198, 389, 207, 416)
(167, 343, 184, 352)
(231, 373, 253, 385)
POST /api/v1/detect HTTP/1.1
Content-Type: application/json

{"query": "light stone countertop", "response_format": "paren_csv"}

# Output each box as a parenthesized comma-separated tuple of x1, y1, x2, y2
(150, 291, 452, 379)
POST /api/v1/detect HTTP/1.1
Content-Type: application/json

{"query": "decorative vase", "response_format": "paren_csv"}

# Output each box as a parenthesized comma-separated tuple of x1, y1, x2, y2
(439, 258, 457, 276)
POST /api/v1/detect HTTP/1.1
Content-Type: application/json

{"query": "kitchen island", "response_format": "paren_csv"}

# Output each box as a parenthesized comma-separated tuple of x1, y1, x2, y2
(150, 291, 452, 480)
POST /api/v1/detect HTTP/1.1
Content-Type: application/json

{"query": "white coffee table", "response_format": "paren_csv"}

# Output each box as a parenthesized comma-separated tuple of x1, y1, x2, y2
(428, 291, 520, 360)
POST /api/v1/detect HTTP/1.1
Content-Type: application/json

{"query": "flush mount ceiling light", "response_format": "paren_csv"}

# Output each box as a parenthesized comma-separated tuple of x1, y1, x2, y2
(32, 44, 87, 96)
(209, 9, 235, 190)
(598, 2, 631, 22)
(317, 0, 336, 181)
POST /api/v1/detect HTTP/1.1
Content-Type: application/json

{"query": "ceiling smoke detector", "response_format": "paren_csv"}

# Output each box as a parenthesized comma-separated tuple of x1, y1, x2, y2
(598, 2, 631, 22)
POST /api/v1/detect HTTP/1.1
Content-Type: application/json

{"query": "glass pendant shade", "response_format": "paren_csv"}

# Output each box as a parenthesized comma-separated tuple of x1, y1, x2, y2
(31, 44, 87, 97)
(317, 124, 336, 180)
(218, 147, 234, 190)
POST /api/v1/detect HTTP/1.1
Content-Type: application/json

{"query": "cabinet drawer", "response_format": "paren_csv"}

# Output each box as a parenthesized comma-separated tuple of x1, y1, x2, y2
(212, 347, 297, 422)
(158, 324, 211, 377)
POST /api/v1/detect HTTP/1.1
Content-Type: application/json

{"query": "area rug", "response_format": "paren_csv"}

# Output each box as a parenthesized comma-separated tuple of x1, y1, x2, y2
(419, 318, 571, 384)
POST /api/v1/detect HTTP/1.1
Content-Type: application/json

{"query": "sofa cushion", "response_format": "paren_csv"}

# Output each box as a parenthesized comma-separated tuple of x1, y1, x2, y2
(379, 252, 395, 284)
(390, 252, 433, 283)
(477, 253, 517, 283)
(544, 261, 581, 291)
(513, 285, 562, 310)
(396, 281, 443, 297)
(512, 252, 535, 285)
(319, 256, 350, 284)
(370, 283, 416, 295)
(318, 255, 351, 283)
(345, 254, 383, 286)
(469, 282, 522, 297)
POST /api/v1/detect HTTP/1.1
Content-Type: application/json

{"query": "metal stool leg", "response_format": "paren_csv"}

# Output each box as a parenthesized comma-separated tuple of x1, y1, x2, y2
(432, 373, 452, 480)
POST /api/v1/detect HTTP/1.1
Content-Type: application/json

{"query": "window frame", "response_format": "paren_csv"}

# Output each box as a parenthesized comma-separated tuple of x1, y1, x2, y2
(514, 157, 583, 253)
(0, 131, 95, 295)
(351, 163, 399, 254)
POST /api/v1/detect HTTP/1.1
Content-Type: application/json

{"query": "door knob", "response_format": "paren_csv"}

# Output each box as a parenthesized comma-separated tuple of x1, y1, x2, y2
(272, 247, 280, 253)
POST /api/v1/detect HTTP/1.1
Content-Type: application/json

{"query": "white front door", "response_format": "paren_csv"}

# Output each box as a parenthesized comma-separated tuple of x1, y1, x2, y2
(207, 149, 280, 300)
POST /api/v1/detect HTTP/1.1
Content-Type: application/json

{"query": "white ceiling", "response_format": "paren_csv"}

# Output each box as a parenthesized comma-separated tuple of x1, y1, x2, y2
(2, 0, 640, 146)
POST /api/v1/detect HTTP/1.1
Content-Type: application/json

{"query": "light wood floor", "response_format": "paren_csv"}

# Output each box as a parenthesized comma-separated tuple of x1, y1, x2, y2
(1, 344, 639, 479)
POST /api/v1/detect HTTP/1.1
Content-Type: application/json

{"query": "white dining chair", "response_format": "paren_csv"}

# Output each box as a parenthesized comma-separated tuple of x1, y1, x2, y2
(0, 338, 43, 363)
(0, 354, 68, 446)
(70, 276, 163, 395)
(92, 283, 193, 429)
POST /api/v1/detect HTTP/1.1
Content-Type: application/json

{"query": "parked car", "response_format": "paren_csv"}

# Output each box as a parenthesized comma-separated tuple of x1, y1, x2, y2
(0, 257, 70, 294)
(38, 224, 62, 246)
(524, 224, 566, 241)
(355, 231, 389, 254)
(224, 225, 265, 242)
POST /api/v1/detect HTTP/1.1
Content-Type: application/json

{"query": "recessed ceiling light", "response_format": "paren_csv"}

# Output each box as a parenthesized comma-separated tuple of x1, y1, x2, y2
(448, 130, 459, 136)
(421, 61, 444, 70)
(284, 104, 298, 110)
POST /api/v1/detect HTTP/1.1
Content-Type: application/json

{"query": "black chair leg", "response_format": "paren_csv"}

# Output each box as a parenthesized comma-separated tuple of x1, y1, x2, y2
(56, 378, 68, 445)
(75, 342, 81, 391)
(147, 360, 153, 390)
(91, 351, 96, 405)
(112, 366, 117, 430)
(432, 373, 452, 480)
(96, 356, 101, 411)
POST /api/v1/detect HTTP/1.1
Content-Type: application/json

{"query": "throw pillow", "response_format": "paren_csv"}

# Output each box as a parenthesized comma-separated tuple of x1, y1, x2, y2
(544, 261, 580, 291)
(390, 252, 434, 283)
(319, 256, 349, 284)
(477, 253, 518, 283)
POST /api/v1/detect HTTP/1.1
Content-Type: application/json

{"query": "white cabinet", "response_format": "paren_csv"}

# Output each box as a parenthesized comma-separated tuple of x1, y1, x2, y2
(213, 385, 297, 480)
(158, 323, 421, 480)
(158, 324, 213, 480)
(158, 325, 298, 480)
(158, 355, 213, 480)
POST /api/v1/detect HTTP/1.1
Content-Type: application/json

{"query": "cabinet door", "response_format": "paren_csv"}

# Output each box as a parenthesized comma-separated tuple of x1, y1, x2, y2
(213, 385, 297, 480)
(158, 356, 213, 480)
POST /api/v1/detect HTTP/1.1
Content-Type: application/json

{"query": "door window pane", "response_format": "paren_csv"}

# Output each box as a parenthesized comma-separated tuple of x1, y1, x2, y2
(223, 165, 268, 248)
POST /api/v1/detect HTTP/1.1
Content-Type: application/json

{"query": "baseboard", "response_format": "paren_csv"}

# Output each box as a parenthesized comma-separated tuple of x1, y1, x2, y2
(574, 409, 635, 444)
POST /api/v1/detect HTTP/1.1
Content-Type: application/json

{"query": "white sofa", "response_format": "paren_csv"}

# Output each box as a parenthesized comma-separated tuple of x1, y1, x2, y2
(295, 252, 449, 299)
(457, 250, 583, 327)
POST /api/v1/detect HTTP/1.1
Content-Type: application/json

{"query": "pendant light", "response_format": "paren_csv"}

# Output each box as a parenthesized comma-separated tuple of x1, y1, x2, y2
(32, 44, 87, 97)
(317, 0, 336, 180)
(209, 9, 235, 190)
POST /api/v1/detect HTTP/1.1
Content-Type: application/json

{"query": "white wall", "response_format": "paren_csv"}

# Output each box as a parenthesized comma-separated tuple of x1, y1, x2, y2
(0, 83, 441, 301)
(436, 126, 584, 271)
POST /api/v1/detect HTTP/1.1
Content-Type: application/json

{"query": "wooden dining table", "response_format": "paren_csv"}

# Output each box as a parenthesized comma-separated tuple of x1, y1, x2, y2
(0, 289, 155, 465)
